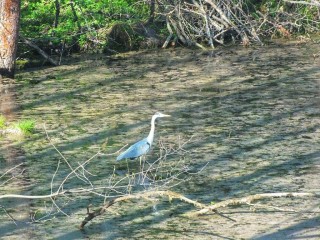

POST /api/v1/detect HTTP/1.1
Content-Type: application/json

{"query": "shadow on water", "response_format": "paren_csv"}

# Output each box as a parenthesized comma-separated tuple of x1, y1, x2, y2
(253, 215, 320, 240)
(1, 42, 319, 238)
(0, 78, 32, 233)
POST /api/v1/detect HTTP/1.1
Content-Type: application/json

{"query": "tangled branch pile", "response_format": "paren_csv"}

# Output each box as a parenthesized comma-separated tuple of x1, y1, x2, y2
(157, 0, 320, 48)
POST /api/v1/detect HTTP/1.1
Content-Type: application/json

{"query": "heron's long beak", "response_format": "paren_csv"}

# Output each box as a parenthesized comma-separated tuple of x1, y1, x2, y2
(162, 114, 171, 117)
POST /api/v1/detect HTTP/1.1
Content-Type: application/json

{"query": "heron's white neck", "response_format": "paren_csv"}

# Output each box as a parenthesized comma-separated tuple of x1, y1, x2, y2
(146, 115, 158, 145)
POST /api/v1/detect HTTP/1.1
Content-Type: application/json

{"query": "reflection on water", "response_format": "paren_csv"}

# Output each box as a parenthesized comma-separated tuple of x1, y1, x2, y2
(0, 41, 319, 239)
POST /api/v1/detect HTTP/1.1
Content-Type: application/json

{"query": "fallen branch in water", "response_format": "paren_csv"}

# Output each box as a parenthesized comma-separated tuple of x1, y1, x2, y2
(79, 191, 319, 229)
(192, 192, 320, 216)
(79, 190, 205, 229)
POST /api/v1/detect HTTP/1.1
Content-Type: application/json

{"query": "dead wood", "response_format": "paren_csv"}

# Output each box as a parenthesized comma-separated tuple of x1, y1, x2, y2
(20, 36, 58, 66)
(194, 192, 320, 215)
(79, 191, 319, 229)
(79, 190, 205, 229)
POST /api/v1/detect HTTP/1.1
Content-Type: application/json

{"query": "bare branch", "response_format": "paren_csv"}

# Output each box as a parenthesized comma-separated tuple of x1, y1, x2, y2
(0, 162, 24, 183)
(79, 190, 205, 229)
(284, 0, 320, 7)
(79, 191, 319, 229)
(44, 124, 76, 174)
(194, 192, 320, 216)
(20, 35, 58, 66)
(0, 205, 17, 225)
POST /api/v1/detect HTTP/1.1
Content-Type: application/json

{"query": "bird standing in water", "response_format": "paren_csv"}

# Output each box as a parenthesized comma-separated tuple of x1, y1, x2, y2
(116, 112, 170, 161)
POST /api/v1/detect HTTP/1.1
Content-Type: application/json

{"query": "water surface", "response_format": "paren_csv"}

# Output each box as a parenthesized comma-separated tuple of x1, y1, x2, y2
(0, 41, 319, 239)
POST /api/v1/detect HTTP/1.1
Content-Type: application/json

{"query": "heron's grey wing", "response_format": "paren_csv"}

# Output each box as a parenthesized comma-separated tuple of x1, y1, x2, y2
(116, 138, 150, 161)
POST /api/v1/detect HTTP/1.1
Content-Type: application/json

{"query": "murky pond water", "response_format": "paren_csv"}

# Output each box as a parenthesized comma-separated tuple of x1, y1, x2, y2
(1, 41, 320, 239)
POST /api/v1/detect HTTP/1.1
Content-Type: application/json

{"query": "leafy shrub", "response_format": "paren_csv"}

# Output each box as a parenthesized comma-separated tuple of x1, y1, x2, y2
(20, 0, 150, 53)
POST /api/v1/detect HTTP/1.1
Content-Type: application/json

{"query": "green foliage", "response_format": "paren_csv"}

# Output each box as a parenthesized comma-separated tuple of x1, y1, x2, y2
(19, 0, 320, 54)
(0, 115, 5, 129)
(20, 0, 150, 52)
(14, 119, 35, 134)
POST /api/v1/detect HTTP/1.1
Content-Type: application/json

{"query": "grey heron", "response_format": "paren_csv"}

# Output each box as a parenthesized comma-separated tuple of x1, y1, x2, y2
(116, 112, 170, 161)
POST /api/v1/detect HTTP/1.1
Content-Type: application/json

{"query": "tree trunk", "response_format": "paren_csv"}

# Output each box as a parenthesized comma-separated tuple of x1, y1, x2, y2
(0, 0, 21, 79)
(69, 1, 81, 32)
(147, 0, 155, 24)
(54, 0, 60, 28)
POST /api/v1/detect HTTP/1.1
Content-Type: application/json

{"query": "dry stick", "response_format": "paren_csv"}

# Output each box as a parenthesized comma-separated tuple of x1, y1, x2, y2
(44, 124, 76, 174)
(0, 205, 17, 225)
(183, 4, 224, 31)
(168, 17, 187, 45)
(225, 3, 260, 43)
(284, 0, 320, 7)
(176, 5, 193, 45)
(203, 0, 232, 27)
(0, 163, 24, 180)
(0, 192, 61, 200)
(56, 150, 101, 192)
(170, 5, 205, 49)
(44, 125, 88, 214)
(141, 153, 165, 184)
(0, 140, 126, 200)
(140, 145, 189, 187)
(0, 186, 128, 200)
(20, 35, 58, 66)
(0, 163, 25, 187)
(52, 146, 126, 212)
(162, 17, 174, 48)
(192, 0, 215, 49)
(79, 190, 205, 229)
(169, 11, 197, 48)
(79, 191, 319, 229)
(45, 125, 124, 189)
(193, 192, 319, 216)
(0, 169, 25, 186)
(161, 1, 229, 48)
(204, 13, 215, 48)
(1, 176, 318, 226)
(247, 202, 296, 213)
(49, 159, 71, 217)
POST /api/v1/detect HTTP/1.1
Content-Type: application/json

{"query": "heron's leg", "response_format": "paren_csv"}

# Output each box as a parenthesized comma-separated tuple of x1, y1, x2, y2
(139, 155, 149, 185)
(126, 159, 130, 175)
(138, 156, 143, 184)
(141, 155, 148, 185)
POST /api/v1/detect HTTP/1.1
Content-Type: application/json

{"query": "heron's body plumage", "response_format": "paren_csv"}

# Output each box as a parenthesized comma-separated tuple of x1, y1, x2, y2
(116, 112, 170, 161)
(116, 138, 150, 160)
